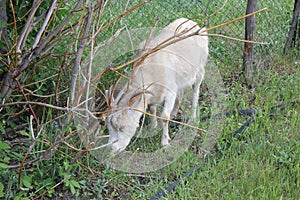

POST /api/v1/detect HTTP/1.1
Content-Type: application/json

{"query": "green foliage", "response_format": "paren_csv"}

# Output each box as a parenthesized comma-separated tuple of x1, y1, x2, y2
(59, 161, 81, 196)
(0, 182, 4, 198)
(0, 140, 10, 198)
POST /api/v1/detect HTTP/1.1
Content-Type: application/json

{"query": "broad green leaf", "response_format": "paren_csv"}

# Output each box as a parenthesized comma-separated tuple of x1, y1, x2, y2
(70, 184, 76, 195)
(70, 180, 80, 188)
(22, 176, 33, 189)
(6, 120, 16, 129)
(0, 141, 9, 149)
(0, 163, 8, 169)
(3, 157, 10, 163)
(13, 191, 26, 200)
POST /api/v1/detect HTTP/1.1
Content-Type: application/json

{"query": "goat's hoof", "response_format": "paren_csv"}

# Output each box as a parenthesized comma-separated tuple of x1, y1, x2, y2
(161, 139, 171, 146)
(162, 142, 170, 146)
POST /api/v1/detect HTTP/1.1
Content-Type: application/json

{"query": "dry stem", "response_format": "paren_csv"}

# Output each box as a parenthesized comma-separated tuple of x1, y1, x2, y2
(131, 108, 206, 133)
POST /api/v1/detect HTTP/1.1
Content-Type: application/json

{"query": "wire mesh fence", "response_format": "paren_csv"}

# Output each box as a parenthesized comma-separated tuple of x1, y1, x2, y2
(100, 0, 294, 69)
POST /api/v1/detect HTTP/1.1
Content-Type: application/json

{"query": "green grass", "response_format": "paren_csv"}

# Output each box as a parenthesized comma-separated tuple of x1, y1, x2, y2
(97, 54, 299, 200)
(162, 54, 300, 199)
(117, 53, 299, 200)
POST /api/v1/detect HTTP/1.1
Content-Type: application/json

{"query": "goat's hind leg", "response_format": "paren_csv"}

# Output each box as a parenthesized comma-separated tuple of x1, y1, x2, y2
(191, 75, 204, 120)
(170, 90, 183, 119)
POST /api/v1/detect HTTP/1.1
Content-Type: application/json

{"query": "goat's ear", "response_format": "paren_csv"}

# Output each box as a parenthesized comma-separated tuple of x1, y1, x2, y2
(127, 90, 154, 107)
(128, 94, 144, 117)
(128, 94, 143, 107)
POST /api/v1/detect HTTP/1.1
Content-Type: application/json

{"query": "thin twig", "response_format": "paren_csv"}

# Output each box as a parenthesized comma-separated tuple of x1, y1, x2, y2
(0, 100, 102, 122)
(8, 157, 40, 169)
(18, 116, 43, 188)
(206, 7, 268, 32)
(203, 33, 268, 44)
(0, 101, 70, 111)
(34, 0, 83, 57)
(32, 178, 65, 200)
(16, 0, 43, 52)
(94, 25, 126, 51)
(131, 108, 206, 133)
(8, 0, 18, 67)
(63, 139, 112, 153)
(94, 0, 150, 37)
(32, 0, 57, 49)
(21, 88, 69, 99)
(70, 0, 92, 103)
(23, 73, 59, 87)
(86, 2, 94, 112)
(15, 79, 39, 123)
(95, 0, 108, 30)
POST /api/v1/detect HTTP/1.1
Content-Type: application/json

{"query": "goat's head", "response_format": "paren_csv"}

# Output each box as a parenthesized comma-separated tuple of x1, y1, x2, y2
(106, 88, 147, 153)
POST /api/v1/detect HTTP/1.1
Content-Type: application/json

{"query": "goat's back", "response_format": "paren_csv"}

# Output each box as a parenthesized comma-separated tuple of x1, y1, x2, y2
(133, 18, 208, 102)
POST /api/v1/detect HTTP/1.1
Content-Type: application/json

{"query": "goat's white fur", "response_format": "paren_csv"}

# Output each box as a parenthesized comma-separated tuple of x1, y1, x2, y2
(106, 18, 208, 153)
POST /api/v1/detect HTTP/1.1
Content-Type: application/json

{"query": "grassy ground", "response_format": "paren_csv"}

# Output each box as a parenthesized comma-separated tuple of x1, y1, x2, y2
(99, 53, 300, 200)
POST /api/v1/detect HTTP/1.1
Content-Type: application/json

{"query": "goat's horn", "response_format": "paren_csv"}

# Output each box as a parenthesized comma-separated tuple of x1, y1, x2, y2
(118, 89, 153, 106)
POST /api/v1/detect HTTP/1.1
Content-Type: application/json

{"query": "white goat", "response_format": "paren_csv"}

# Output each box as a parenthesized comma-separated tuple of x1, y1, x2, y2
(106, 18, 208, 153)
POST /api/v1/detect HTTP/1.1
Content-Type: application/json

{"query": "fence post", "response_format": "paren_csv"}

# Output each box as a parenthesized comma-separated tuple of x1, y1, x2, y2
(284, 0, 300, 52)
(244, 0, 258, 84)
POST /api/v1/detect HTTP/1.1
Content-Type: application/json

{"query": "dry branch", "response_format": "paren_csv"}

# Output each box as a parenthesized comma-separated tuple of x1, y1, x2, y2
(1, 0, 84, 103)
(131, 108, 206, 133)
(16, 0, 43, 52)
(70, 0, 93, 103)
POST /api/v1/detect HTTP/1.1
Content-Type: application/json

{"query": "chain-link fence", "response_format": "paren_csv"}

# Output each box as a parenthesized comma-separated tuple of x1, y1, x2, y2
(99, 0, 293, 70)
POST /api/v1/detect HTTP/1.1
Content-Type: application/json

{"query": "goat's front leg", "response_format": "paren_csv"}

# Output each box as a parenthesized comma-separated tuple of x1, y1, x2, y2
(161, 95, 176, 146)
(149, 104, 158, 128)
